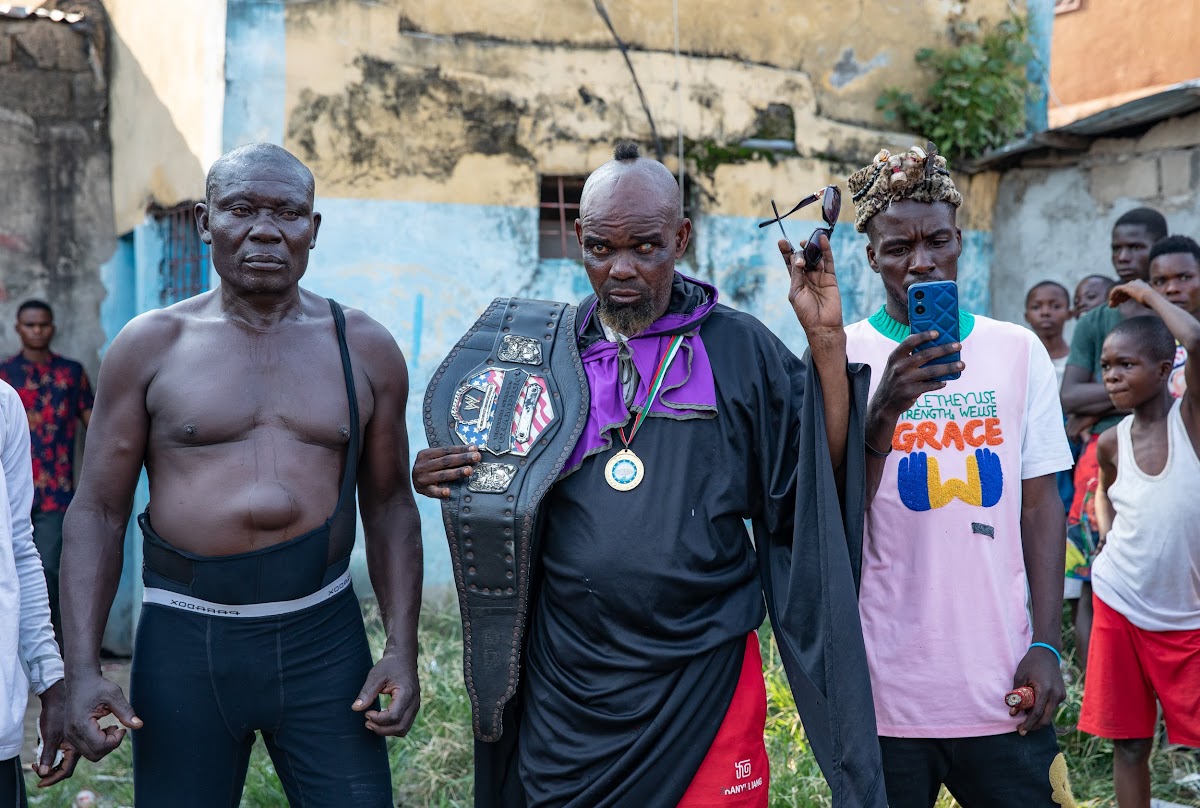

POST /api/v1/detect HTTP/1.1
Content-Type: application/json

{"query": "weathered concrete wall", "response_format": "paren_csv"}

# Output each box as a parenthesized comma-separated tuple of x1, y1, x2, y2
(0, 11, 112, 379)
(105, 0, 226, 233)
(346, 0, 1012, 131)
(279, 0, 1008, 213)
(990, 110, 1200, 327)
(1049, 0, 1200, 127)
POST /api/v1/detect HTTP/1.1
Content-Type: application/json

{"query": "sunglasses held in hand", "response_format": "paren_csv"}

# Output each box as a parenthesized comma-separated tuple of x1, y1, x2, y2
(758, 185, 842, 270)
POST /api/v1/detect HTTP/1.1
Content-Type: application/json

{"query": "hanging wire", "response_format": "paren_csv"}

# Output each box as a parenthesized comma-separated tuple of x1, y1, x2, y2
(673, 0, 685, 216)
(594, 0, 665, 161)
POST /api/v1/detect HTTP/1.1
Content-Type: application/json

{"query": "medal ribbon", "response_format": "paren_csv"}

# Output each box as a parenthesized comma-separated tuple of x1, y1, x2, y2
(619, 334, 685, 448)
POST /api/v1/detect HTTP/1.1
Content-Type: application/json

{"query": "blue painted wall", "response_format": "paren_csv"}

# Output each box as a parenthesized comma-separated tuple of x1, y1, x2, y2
(222, 0, 286, 150)
(1026, 0, 1054, 134)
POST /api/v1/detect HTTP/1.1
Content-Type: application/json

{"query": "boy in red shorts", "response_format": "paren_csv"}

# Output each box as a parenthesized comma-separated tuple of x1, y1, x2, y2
(1083, 278, 1200, 808)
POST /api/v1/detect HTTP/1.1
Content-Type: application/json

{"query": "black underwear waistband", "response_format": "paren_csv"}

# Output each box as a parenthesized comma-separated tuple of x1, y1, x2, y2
(140, 512, 350, 606)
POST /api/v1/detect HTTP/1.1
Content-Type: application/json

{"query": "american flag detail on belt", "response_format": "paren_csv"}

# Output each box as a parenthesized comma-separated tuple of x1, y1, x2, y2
(453, 368, 555, 457)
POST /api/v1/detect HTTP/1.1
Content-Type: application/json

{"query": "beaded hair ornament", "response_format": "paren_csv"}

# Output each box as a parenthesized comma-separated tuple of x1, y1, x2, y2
(847, 142, 962, 232)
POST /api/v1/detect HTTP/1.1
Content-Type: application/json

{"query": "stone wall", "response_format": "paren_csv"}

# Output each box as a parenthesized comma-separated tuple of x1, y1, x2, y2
(0, 5, 112, 378)
(990, 110, 1200, 327)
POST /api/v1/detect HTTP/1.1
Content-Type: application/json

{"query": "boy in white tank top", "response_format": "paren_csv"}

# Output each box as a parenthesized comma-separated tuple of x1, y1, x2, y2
(1082, 278, 1200, 808)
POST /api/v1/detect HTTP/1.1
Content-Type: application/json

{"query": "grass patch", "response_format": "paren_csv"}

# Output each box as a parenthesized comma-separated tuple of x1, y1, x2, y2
(30, 602, 1198, 807)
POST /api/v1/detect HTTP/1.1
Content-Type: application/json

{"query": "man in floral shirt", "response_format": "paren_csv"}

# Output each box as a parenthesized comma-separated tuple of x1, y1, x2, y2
(0, 300, 93, 645)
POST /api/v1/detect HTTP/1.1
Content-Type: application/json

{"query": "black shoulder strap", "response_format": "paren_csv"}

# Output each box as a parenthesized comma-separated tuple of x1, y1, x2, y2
(328, 299, 361, 511)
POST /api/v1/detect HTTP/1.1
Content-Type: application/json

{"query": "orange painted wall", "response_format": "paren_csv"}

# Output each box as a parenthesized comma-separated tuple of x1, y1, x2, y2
(1050, 0, 1200, 112)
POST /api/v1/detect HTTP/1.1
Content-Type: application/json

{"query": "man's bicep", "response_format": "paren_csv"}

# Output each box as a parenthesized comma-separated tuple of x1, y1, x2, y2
(1061, 362, 1093, 385)
(1059, 362, 1110, 414)
(358, 329, 416, 517)
(74, 333, 155, 512)
(1065, 314, 1098, 371)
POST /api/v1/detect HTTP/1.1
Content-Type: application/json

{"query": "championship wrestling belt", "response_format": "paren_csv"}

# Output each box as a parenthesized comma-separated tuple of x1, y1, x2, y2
(423, 298, 588, 741)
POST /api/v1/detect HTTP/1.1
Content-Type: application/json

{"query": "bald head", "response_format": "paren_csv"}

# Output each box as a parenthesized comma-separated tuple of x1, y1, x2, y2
(579, 143, 682, 226)
(574, 143, 691, 336)
(206, 143, 315, 205)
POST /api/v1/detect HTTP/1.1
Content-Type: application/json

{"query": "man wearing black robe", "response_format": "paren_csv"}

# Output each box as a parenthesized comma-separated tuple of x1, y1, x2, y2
(414, 143, 885, 807)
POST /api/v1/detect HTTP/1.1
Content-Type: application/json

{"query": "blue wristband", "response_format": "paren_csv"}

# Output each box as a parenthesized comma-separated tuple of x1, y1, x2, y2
(1029, 642, 1062, 665)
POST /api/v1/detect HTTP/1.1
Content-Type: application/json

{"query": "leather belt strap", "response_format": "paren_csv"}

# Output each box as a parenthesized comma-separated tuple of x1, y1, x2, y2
(424, 297, 588, 741)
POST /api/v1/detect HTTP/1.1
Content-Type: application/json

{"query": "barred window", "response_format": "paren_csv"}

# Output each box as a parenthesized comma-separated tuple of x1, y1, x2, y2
(152, 204, 210, 305)
(538, 176, 587, 260)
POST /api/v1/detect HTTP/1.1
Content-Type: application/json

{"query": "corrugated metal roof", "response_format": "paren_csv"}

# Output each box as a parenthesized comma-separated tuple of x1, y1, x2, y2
(965, 79, 1200, 172)
(0, 5, 84, 23)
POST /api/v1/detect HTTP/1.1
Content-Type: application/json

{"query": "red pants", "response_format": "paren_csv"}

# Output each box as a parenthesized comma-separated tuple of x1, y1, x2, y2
(677, 633, 770, 807)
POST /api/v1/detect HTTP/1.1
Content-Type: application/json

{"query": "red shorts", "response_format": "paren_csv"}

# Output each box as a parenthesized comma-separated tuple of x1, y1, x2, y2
(677, 633, 770, 807)
(1079, 595, 1200, 746)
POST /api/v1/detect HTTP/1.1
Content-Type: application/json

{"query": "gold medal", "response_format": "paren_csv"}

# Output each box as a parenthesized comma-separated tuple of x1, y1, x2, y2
(605, 449, 644, 491)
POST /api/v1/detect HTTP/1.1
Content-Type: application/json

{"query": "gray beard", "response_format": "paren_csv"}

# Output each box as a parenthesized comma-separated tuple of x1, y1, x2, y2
(597, 296, 658, 337)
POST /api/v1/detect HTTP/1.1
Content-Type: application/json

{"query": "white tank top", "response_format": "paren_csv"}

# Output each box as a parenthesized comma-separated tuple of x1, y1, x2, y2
(1092, 400, 1200, 631)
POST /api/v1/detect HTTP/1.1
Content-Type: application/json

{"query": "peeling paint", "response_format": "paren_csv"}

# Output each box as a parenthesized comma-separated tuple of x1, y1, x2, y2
(287, 59, 531, 184)
(829, 48, 890, 90)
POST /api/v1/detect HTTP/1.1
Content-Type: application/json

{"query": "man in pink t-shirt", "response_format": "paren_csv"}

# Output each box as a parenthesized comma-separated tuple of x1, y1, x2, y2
(842, 145, 1076, 808)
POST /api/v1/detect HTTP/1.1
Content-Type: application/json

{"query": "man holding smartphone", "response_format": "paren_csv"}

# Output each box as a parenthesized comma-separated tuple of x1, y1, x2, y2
(841, 145, 1077, 807)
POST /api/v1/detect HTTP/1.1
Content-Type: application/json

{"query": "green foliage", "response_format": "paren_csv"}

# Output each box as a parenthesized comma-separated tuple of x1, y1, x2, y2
(877, 16, 1039, 161)
(684, 138, 792, 177)
(31, 604, 1200, 807)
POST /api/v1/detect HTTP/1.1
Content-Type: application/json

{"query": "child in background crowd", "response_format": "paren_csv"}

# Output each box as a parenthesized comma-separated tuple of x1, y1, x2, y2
(1145, 235, 1200, 398)
(1073, 275, 1116, 318)
(1025, 281, 1073, 385)
(1081, 281, 1200, 808)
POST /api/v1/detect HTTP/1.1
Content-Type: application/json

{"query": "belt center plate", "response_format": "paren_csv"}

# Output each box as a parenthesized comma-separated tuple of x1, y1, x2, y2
(452, 367, 556, 456)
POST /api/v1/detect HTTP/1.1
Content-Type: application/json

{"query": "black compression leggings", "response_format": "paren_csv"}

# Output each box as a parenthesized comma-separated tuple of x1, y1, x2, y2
(130, 587, 391, 808)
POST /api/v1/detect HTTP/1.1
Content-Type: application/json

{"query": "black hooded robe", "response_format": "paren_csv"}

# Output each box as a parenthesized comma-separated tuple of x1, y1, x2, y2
(473, 283, 885, 808)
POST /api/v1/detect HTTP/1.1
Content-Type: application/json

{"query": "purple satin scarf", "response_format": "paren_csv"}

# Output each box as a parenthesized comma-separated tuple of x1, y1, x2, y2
(562, 275, 719, 476)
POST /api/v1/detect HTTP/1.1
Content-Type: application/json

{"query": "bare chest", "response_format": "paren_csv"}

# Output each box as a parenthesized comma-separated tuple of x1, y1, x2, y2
(145, 325, 367, 449)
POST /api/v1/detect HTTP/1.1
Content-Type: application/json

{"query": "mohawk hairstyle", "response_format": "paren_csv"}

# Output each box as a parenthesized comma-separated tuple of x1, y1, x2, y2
(613, 141, 641, 161)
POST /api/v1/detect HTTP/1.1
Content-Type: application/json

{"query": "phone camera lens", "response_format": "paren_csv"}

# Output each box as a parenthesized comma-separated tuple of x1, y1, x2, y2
(915, 290, 925, 300)
(915, 305, 926, 315)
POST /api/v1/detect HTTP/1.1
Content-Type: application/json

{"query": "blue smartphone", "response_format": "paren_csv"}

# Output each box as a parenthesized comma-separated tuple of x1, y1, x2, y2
(908, 280, 961, 381)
